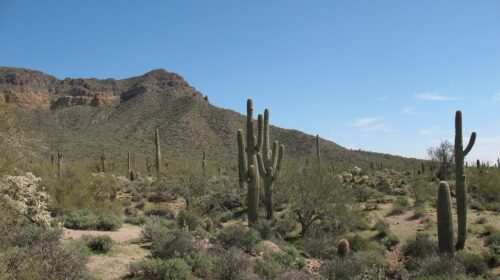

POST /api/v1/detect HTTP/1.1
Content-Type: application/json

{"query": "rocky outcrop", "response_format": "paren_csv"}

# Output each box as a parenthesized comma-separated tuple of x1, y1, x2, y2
(0, 66, 202, 110)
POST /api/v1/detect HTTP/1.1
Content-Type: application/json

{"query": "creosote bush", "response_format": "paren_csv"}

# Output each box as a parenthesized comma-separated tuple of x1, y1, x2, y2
(219, 224, 261, 252)
(82, 234, 114, 253)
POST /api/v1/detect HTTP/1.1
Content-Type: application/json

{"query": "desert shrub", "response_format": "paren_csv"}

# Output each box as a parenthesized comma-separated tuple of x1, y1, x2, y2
(468, 168, 500, 211)
(265, 250, 295, 269)
(64, 239, 92, 257)
(147, 191, 168, 202)
(349, 234, 380, 252)
(0, 221, 91, 279)
(483, 245, 500, 268)
(409, 204, 427, 220)
(82, 234, 114, 253)
(301, 233, 337, 259)
(483, 225, 500, 246)
(275, 214, 297, 237)
(131, 191, 143, 202)
(475, 216, 487, 224)
(376, 177, 392, 194)
(216, 247, 252, 280)
(141, 216, 172, 241)
(255, 219, 274, 240)
(129, 258, 193, 280)
(40, 167, 121, 216)
(135, 199, 145, 209)
(125, 206, 138, 216)
(58, 210, 122, 231)
(125, 215, 148, 225)
(144, 207, 175, 219)
(96, 213, 122, 230)
(177, 209, 203, 231)
(381, 234, 400, 249)
(320, 251, 390, 279)
(253, 258, 277, 280)
(151, 228, 199, 260)
(219, 224, 261, 252)
(413, 255, 465, 278)
(404, 233, 437, 259)
(387, 196, 411, 216)
(191, 253, 221, 279)
(354, 186, 383, 202)
(372, 216, 390, 236)
(456, 252, 488, 277)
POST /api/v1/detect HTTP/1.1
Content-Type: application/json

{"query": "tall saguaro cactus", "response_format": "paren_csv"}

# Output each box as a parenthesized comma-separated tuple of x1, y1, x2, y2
(100, 149, 106, 173)
(155, 129, 162, 180)
(437, 181, 454, 256)
(57, 148, 63, 178)
(454, 110, 476, 251)
(257, 109, 285, 219)
(237, 99, 263, 226)
(315, 134, 321, 168)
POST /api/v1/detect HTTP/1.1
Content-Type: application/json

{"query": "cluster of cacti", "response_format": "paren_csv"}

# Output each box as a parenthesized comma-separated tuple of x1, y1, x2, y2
(257, 109, 285, 219)
(155, 129, 161, 181)
(437, 181, 454, 256)
(237, 99, 285, 225)
(454, 110, 476, 251)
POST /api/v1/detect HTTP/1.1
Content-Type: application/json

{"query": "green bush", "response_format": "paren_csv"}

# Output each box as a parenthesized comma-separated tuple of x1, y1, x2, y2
(191, 253, 221, 279)
(177, 209, 203, 231)
(216, 247, 251, 280)
(129, 258, 193, 280)
(255, 219, 274, 240)
(219, 224, 261, 252)
(403, 233, 437, 259)
(456, 252, 488, 277)
(320, 251, 390, 279)
(151, 228, 199, 260)
(381, 234, 400, 249)
(253, 258, 278, 280)
(349, 234, 379, 252)
(82, 235, 114, 253)
(144, 208, 175, 219)
(59, 210, 122, 231)
(413, 255, 465, 278)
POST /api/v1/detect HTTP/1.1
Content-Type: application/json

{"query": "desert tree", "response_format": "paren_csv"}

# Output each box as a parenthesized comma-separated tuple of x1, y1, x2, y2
(427, 140, 454, 180)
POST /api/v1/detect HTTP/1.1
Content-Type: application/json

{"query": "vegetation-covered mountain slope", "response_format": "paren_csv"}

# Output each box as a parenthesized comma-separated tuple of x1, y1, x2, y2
(0, 66, 420, 172)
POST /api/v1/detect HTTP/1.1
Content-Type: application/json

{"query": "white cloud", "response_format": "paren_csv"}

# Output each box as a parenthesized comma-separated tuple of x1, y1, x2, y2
(349, 116, 391, 132)
(402, 107, 414, 114)
(414, 91, 455, 101)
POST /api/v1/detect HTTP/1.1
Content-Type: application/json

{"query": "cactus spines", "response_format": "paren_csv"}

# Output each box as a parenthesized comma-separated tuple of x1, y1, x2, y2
(237, 99, 263, 226)
(57, 148, 63, 178)
(454, 110, 476, 251)
(257, 109, 285, 219)
(437, 181, 454, 256)
(155, 129, 161, 180)
(337, 239, 351, 258)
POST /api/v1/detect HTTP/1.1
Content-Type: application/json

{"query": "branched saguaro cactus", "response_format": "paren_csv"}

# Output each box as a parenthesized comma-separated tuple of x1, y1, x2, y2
(100, 149, 106, 173)
(454, 110, 476, 251)
(57, 149, 63, 178)
(257, 109, 285, 219)
(155, 129, 162, 180)
(237, 99, 263, 226)
(437, 181, 454, 256)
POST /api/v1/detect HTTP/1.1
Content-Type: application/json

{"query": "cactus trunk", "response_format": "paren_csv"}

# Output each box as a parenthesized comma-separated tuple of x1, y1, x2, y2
(437, 181, 454, 256)
(454, 110, 476, 251)
(57, 149, 63, 178)
(155, 129, 161, 181)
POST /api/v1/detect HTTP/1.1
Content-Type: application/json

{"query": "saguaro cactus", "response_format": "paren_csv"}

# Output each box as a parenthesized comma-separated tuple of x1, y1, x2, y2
(257, 109, 285, 219)
(202, 151, 207, 171)
(155, 129, 161, 180)
(100, 149, 106, 173)
(57, 149, 63, 178)
(127, 152, 131, 172)
(237, 99, 263, 226)
(437, 181, 454, 256)
(454, 110, 476, 251)
(316, 134, 321, 168)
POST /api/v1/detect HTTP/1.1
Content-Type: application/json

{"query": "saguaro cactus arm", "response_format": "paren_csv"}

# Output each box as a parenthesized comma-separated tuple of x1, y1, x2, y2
(463, 132, 476, 156)
(237, 129, 248, 188)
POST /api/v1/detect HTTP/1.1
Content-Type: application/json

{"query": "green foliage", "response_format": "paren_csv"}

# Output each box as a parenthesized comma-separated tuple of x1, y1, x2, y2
(387, 196, 411, 216)
(82, 234, 114, 253)
(468, 168, 500, 212)
(129, 258, 193, 280)
(144, 207, 175, 218)
(255, 219, 274, 240)
(150, 228, 199, 260)
(38, 164, 121, 216)
(177, 209, 203, 231)
(216, 247, 252, 280)
(320, 251, 395, 280)
(219, 224, 261, 252)
(456, 251, 488, 277)
(58, 210, 122, 231)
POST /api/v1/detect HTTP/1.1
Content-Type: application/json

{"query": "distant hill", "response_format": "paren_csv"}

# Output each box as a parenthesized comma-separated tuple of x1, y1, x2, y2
(0, 66, 421, 173)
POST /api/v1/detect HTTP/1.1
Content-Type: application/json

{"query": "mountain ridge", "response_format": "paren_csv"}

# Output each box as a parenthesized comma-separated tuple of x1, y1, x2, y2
(0, 66, 421, 173)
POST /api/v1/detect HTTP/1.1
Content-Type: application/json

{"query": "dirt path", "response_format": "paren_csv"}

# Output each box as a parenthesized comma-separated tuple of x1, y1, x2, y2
(63, 224, 149, 280)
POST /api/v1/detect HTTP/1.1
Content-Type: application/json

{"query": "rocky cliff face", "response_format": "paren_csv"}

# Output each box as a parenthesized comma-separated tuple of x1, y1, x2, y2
(0, 67, 203, 109)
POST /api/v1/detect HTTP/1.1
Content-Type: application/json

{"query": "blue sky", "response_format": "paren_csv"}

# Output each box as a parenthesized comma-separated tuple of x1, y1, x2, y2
(1, 1, 499, 162)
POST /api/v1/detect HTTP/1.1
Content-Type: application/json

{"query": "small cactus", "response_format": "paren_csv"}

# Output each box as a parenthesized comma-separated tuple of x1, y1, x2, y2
(57, 149, 63, 178)
(205, 218, 214, 233)
(100, 149, 106, 173)
(337, 239, 351, 258)
(437, 181, 454, 256)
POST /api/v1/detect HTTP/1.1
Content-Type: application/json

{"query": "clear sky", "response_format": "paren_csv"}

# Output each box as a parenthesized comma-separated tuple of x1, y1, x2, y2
(1, 1, 499, 162)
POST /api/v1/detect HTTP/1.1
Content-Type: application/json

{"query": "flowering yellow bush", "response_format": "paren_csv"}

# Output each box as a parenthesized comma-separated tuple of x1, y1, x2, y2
(0, 172, 51, 228)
